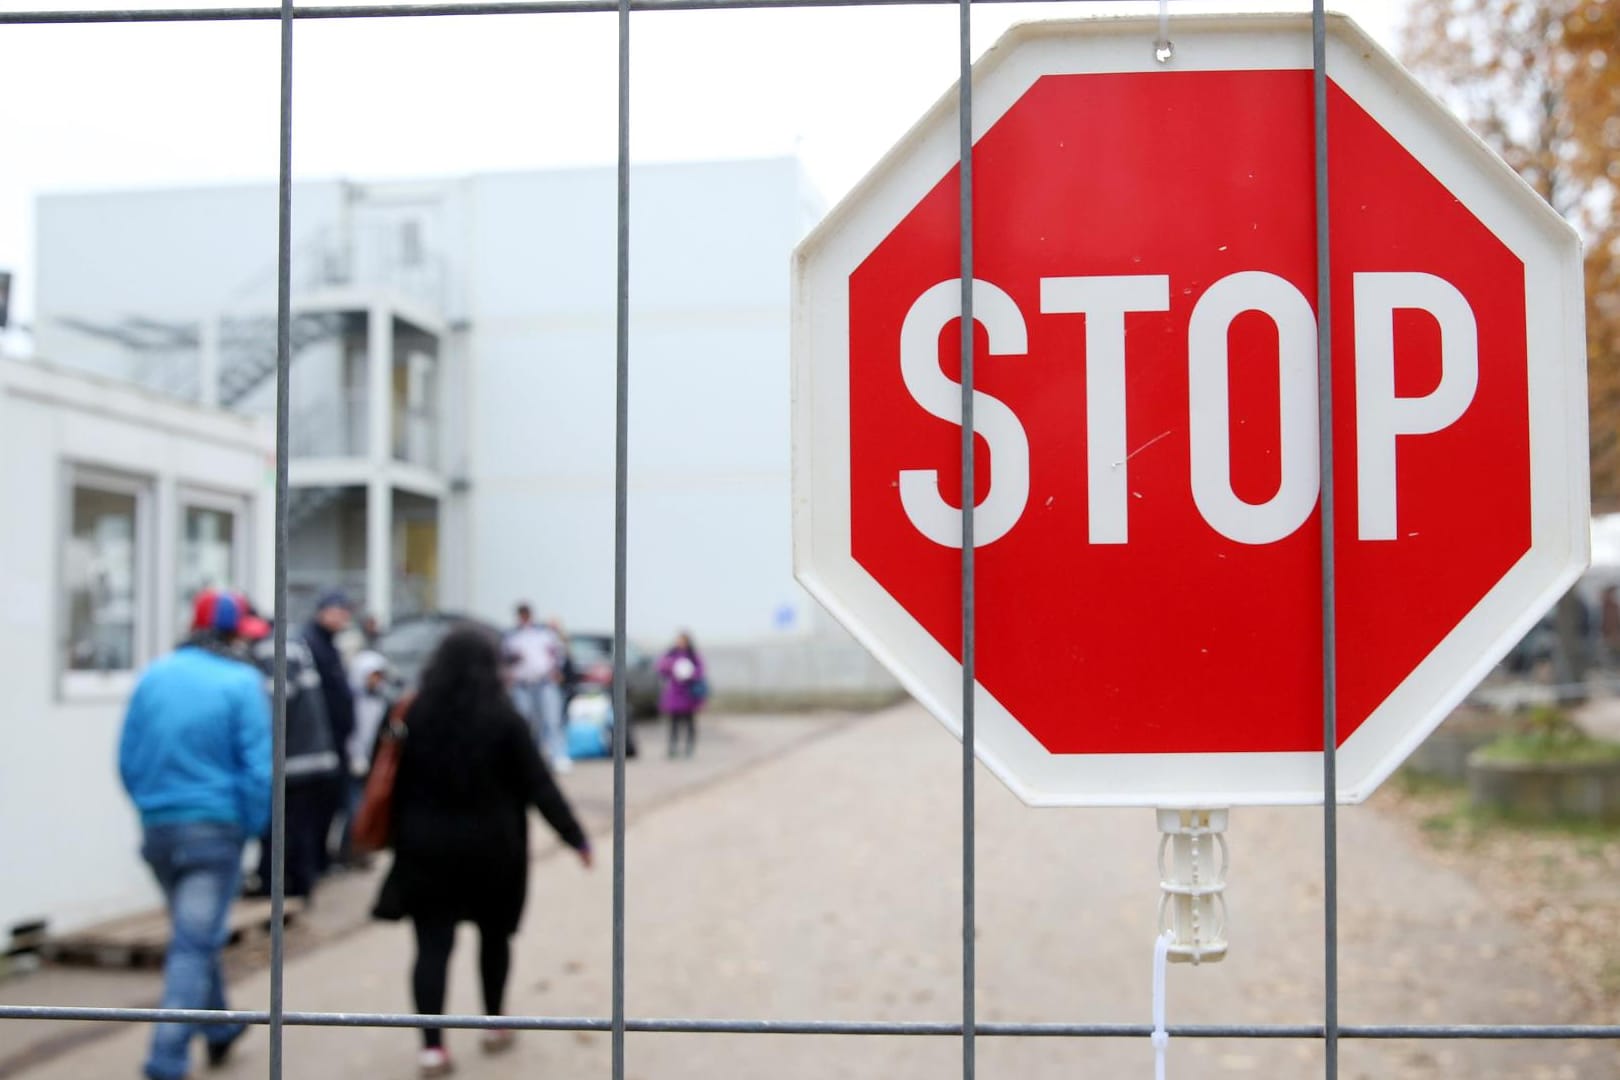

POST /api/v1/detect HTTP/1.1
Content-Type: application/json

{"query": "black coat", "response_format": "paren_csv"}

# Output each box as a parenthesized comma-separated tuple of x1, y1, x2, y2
(302, 622, 356, 759)
(251, 635, 340, 785)
(387, 696, 587, 934)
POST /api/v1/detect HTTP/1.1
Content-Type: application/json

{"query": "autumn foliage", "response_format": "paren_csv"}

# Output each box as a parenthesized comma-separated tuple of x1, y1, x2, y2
(1403, 0, 1620, 507)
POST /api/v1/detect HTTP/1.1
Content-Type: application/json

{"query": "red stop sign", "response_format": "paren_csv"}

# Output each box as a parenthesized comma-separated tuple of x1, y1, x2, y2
(793, 17, 1587, 805)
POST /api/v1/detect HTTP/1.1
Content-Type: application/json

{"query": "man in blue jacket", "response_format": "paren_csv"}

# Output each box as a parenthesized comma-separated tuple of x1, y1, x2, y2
(119, 591, 271, 1080)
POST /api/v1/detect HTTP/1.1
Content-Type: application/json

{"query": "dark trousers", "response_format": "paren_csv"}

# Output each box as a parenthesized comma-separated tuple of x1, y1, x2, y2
(668, 711, 696, 757)
(336, 774, 366, 866)
(255, 782, 324, 899)
(312, 774, 346, 874)
(411, 917, 511, 1049)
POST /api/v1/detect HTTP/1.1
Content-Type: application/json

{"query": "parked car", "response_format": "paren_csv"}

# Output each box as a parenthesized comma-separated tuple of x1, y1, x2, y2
(567, 632, 661, 719)
(1502, 613, 1557, 676)
(373, 612, 501, 689)
(376, 616, 660, 720)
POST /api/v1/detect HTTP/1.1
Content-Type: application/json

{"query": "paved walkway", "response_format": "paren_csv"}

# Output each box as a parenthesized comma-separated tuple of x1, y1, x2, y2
(0, 712, 850, 1076)
(6, 704, 1611, 1079)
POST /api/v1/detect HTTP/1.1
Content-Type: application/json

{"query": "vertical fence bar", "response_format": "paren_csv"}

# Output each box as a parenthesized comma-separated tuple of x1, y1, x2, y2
(611, 0, 631, 1074)
(269, 0, 295, 1077)
(956, 1, 975, 1077)
(1310, 3, 1339, 1078)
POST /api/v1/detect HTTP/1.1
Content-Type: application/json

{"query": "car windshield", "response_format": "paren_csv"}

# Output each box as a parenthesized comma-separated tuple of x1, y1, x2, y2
(375, 616, 501, 687)
(570, 636, 612, 665)
(567, 635, 653, 667)
(378, 621, 447, 656)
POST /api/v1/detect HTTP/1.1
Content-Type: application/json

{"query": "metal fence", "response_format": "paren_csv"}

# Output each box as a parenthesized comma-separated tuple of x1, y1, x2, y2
(3, 2, 1619, 1079)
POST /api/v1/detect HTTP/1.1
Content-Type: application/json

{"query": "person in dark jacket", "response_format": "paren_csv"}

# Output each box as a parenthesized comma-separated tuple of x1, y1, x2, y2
(302, 591, 356, 874)
(119, 591, 270, 1080)
(247, 611, 342, 900)
(383, 626, 592, 1077)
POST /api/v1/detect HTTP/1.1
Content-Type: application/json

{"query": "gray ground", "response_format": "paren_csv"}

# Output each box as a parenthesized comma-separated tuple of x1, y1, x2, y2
(3, 704, 1612, 1079)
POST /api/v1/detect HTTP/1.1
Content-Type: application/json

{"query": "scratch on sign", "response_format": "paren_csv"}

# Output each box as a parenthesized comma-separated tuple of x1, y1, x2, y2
(1114, 430, 1173, 469)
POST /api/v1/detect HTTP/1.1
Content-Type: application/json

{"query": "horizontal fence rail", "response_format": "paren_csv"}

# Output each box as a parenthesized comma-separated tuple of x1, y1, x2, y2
(6, 1007, 1620, 1041)
(5, 0, 1155, 24)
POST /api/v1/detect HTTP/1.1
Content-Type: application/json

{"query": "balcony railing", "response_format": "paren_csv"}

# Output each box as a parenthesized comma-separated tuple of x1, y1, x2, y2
(288, 392, 438, 470)
(288, 571, 436, 622)
(395, 405, 439, 470)
(290, 389, 369, 459)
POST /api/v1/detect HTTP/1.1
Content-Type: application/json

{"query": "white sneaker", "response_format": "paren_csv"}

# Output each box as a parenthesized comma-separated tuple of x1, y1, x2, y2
(418, 1047, 454, 1077)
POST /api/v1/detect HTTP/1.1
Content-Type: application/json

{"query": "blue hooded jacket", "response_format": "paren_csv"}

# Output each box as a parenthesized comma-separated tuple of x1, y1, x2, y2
(118, 642, 273, 835)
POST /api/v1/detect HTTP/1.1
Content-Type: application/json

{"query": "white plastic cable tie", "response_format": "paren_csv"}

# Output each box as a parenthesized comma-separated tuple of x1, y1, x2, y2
(1155, 0, 1174, 63)
(1152, 929, 1172, 1079)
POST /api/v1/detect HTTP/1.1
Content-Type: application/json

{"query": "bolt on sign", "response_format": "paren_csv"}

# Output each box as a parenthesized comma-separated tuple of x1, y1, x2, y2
(792, 15, 1589, 808)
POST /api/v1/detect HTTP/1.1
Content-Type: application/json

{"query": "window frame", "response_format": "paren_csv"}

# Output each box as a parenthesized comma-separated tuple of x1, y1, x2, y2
(58, 464, 155, 701)
(175, 485, 252, 642)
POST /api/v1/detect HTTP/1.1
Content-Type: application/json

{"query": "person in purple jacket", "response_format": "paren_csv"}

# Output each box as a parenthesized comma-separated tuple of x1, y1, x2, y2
(657, 631, 707, 758)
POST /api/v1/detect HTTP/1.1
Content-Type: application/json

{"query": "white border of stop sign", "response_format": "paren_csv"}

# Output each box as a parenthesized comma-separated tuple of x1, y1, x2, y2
(791, 14, 1589, 807)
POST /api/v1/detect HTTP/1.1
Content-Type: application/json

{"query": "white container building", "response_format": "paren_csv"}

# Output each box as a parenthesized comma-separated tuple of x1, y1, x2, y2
(0, 356, 272, 938)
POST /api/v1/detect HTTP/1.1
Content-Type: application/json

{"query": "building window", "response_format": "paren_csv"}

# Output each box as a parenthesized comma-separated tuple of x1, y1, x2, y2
(400, 220, 422, 268)
(178, 503, 240, 636)
(63, 474, 147, 674)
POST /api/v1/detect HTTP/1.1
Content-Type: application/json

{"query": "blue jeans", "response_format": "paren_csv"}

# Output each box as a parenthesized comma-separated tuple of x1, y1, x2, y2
(139, 822, 246, 1080)
(512, 680, 569, 768)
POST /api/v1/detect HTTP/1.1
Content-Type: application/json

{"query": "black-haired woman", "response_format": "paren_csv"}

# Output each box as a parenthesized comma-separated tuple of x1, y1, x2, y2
(383, 626, 592, 1077)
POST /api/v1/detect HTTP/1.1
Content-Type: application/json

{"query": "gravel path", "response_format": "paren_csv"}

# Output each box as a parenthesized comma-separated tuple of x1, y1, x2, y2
(14, 703, 1610, 1080)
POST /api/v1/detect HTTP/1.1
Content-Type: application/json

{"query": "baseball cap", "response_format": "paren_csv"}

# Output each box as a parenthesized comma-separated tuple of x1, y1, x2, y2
(235, 598, 272, 642)
(191, 589, 223, 633)
(189, 588, 271, 641)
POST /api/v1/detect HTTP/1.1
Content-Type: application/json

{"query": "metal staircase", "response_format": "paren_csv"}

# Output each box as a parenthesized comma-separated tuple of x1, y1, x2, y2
(55, 316, 202, 401)
(286, 484, 346, 533)
(51, 311, 346, 410)
(217, 312, 346, 408)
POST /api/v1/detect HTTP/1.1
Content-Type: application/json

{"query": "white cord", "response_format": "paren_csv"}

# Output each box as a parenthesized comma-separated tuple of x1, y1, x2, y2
(1155, 0, 1174, 63)
(1152, 930, 1172, 1080)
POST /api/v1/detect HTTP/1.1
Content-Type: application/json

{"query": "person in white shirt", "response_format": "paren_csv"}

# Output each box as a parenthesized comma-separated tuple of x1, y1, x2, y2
(504, 603, 571, 773)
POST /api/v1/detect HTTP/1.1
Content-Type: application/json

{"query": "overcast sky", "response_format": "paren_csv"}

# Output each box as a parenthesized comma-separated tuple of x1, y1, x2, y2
(0, 0, 1406, 332)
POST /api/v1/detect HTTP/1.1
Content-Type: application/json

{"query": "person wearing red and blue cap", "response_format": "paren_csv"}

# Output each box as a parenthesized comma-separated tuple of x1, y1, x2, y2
(118, 589, 271, 1080)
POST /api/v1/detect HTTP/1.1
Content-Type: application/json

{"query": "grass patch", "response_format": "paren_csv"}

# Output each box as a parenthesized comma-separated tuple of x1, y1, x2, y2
(1463, 803, 1620, 840)
(1576, 836, 1608, 858)
(1394, 767, 1466, 796)
(1475, 734, 1620, 765)
(1472, 704, 1620, 765)
(1401, 786, 1620, 844)
(1420, 810, 1460, 835)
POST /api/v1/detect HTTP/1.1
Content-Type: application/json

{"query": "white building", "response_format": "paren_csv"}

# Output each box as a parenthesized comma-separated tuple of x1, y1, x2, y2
(6, 156, 898, 941)
(32, 158, 894, 696)
(0, 356, 272, 938)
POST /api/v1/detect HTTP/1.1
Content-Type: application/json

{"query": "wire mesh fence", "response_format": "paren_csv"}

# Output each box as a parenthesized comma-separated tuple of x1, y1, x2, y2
(2, 3, 1619, 1080)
